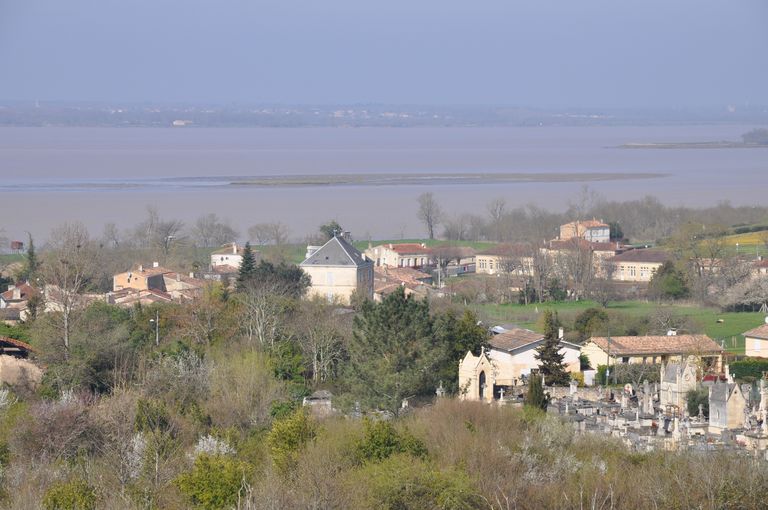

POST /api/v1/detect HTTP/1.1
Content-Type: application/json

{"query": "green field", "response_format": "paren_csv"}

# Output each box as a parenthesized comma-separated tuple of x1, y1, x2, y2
(471, 300, 765, 355)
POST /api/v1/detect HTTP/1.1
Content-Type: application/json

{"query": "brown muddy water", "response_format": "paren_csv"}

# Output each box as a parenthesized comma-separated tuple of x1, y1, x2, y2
(0, 125, 765, 242)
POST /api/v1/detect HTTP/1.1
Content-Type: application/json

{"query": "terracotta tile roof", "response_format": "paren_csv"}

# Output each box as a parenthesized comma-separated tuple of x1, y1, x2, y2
(562, 220, 609, 229)
(587, 334, 722, 356)
(477, 243, 533, 257)
(489, 328, 544, 352)
(1, 283, 34, 301)
(211, 243, 246, 255)
(212, 264, 239, 274)
(744, 324, 768, 340)
(0, 336, 37, 353)
(374, 266, 432, 285)
(608, 249, 671, 264)
(384, 243, 432, 255)
(754, 260, 768, 269)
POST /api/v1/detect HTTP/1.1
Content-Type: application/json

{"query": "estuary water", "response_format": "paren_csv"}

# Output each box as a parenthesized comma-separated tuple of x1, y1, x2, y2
(0, 125, 765, 241)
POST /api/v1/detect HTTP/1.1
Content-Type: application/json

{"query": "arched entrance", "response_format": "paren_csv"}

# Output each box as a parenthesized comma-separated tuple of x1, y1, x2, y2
(479, 371, 486, 400)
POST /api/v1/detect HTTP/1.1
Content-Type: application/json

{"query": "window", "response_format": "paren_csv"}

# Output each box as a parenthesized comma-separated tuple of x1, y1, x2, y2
(622, 357, 629, 364)
(326, 272, 334, 285)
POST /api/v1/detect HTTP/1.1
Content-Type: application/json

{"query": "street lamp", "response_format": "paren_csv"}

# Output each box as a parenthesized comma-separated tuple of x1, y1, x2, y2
(149, 309, 159, 347)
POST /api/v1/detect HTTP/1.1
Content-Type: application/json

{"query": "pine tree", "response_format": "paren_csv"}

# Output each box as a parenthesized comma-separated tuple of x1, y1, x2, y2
(236, 242, 257, 291)
(534, 310, 570, 386)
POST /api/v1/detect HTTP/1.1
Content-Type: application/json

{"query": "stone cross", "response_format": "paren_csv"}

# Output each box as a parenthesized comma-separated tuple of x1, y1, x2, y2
(498, 387, 505, 400)
(698, 403, 704, 421)
(620, 393, 628, 410)
(569, 379, 578, 396)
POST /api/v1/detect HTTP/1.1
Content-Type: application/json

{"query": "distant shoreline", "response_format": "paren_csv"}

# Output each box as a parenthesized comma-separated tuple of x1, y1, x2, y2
(618, 142, 768, 149)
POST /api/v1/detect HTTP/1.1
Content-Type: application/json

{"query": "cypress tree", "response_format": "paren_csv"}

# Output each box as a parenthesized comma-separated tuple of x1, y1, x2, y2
(524, 370, 548, 410)
(24, 233, 38, 282)
(236, 242, 257, 290)
(534, 310, 570, 386)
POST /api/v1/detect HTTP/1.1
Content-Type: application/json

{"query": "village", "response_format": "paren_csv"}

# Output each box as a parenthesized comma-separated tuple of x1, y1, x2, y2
(2, 217, 768, 464)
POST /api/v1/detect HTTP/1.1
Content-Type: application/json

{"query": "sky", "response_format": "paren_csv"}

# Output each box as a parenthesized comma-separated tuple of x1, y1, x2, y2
(0, 0, 766, 108)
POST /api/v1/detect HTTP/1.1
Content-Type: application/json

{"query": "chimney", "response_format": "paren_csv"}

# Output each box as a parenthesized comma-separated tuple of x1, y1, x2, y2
(389, 243, 393, 249)
(138, 264, 144, 272)
(558, 327, 564, 340)
(232, 243, 237, 254)
(7, 284, 15, 291)
(189, 272, 194, 278)
(153, 261, 160, 268)
(12, 287, 21, 300)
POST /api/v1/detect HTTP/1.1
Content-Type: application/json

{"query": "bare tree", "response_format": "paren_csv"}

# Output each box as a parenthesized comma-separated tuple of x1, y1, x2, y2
(41, 222, 98, 359)
(101, 222, 121, 249)
(192, 213, 239, 248)
(487, 197, 507, 241)
(417, 192, 442, 240)
(248, 222, 289, 246)
(296, 300, 345, 383)
(237, 281, 287, 349)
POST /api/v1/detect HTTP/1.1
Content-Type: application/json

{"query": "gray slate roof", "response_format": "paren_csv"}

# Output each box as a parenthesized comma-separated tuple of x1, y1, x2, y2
(300, 236, 372, 268)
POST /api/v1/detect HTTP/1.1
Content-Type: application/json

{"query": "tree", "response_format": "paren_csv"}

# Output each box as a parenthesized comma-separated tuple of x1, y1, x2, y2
(41, 222, 98, 359)
(296, 300, 346, 383)
(319, 220, 343, 241)
(417, 192, 442, 240)
(649, 261, 689, 300)
(347, 287, 443, 415)
(267, 409, 317, 475)
(192, 213, 239, 248)
(524, 370, 548, 410)
(534, 310, 569, 386)
(574, 307, 609, 341)
(176, 454, 250, 510)
(248, 222, 288, 246)
(433, 309, 489, 392)
(609, 221, 624, 241)
(22, 232, 38, 282)
(236, 242, 257, 291)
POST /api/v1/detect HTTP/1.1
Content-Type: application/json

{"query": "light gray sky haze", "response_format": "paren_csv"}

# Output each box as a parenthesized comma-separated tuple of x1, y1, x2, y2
(1, 0, 766, 107)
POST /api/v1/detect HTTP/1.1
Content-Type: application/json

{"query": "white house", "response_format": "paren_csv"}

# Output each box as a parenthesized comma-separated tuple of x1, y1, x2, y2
(300, 234, 374, 304)
(210, 243, 251, 270)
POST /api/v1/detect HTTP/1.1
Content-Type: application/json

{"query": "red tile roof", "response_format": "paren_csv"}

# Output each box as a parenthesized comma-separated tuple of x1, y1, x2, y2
(0, 283, 34, 301)
(0, 336, 37, 353)
(384, 243, 432, 255)
(562, 220, 609, 229)
(744, 324, 768, 340)
(587, 334, 721, 356)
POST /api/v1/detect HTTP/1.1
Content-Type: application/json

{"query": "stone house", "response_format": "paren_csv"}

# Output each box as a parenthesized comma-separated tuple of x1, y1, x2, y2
(300, 235, 374, 304)
(364, 243, 434, 269)
(0, 283, 35, 322)
(475, 244, 534, 276)
(559, 220, 610, 243)
(743, 322, 768, 358)
(582, 333, 723, 370)
(607, 249, 670, 282)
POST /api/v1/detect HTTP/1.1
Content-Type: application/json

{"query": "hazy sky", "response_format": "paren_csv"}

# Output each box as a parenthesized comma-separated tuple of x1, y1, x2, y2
(1, 0, 766, 107)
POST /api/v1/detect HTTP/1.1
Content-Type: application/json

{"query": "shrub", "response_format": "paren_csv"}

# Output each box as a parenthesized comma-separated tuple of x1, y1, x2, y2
(687, 388, 709, 418)
(176, 454, 249, 510)
(730, 359, 768, 382)
(267, 409, 317, 475)
(345, 454, 484, 510)
(525, 372, 548, 410)
(42, 479, 96, 510)
(354, 419, 428, 463)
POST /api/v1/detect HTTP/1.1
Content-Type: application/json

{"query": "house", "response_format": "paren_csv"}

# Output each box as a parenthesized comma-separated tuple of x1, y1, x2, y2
(0, 283, 35, 322)
(659, 358, 699, 411)
(582, 333, 723, 370)
(709, 381, 748, 433)
(113, 262, 173, 292)
(364, 243, 434, 269)
(459, 327, 581, 401)
(0, 336, 43, 387)
(743, 322, 768, 358)
(559, 220, 610, 243)
(754, 259, 768, 277)
(210, 243, 257, 270)
(373, 266, 431, 302)
(475, 244, 533, 276)
(300, 234, 374, 304)
(607, 249, 671, 282)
